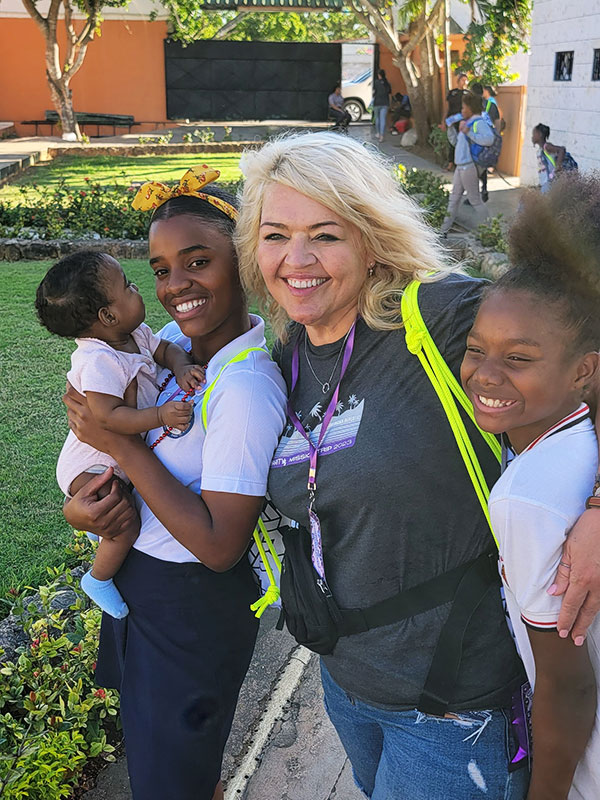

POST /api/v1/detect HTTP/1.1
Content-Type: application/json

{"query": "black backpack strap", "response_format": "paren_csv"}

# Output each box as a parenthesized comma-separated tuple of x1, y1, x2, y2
(337, 551, 493, 637)
(418, 550, 499, 716)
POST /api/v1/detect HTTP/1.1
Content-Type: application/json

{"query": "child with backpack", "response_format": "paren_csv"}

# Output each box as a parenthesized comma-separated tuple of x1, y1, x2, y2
(440, 92, 496, 236)
(36, 251, 203, 618)
(533, 124, 578, 193)
(461, 172, 600, 799)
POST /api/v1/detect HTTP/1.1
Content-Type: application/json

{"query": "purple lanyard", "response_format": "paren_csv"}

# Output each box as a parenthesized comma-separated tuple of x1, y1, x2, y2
(286, 322, 356, 580)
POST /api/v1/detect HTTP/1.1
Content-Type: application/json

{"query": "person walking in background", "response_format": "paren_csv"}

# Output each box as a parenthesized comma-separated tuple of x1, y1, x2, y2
(372, 69, 391, 143)
(532, 123, 578, 193)
(441, 92, 495, 236)
(328, 85, 351, 132)
(442, 72, 468, 169)
(483, 86, 501, 132)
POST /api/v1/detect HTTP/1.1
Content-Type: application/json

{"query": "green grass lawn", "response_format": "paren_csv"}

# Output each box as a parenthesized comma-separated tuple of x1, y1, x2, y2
(0, 259, 174, 600)
(0, 154, 243, 204)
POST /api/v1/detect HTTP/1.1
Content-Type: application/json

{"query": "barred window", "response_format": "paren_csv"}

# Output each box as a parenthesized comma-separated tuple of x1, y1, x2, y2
(593, 49, 600, 81)
(554, 51, 574, 81)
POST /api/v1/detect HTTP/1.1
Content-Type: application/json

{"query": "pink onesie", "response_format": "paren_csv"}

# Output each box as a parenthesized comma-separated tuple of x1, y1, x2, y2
(56, 323, 162, 496)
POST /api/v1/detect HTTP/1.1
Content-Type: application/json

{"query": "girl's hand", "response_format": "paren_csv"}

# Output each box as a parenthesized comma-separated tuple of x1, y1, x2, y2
(63, 382, 127, 456)
(549, 509, 600, 645)
(158, 399, 193, 430)
(63, 468, 140, 541)
(174, 363, 205, 393)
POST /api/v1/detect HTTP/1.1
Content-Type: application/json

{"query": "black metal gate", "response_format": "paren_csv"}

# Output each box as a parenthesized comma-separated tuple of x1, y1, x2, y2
(164, 39, 341, 121)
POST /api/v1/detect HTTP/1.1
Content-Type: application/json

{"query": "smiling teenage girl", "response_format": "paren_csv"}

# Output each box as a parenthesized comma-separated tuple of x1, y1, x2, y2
(461, 173, 600, 800)
(62, 168, 287, 800)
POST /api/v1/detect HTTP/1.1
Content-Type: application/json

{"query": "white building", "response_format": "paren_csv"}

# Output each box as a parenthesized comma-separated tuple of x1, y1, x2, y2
(521, 0, 600, 184)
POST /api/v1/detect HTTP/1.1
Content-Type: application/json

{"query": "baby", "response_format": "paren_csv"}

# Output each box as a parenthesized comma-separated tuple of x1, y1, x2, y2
(35, 250, 204, 618)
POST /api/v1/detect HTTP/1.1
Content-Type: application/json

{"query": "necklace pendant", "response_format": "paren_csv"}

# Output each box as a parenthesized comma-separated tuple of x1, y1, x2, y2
(322, 382, 330, 394)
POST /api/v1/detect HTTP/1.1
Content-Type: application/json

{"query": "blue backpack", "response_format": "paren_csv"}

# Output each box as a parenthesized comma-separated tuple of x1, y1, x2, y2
(467, 117, 503, 169)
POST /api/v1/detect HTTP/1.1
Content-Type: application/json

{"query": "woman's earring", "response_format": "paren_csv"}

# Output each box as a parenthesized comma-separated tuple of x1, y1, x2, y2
(368, 262, 375, 278)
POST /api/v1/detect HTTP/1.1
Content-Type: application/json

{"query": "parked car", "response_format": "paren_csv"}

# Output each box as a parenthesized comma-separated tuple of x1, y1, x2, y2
(342, 70, 372, 122)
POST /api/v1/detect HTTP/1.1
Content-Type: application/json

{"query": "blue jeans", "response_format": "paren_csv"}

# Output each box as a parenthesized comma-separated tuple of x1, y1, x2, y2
(321, 663, 529, 799)
(374, 105, 388, 137)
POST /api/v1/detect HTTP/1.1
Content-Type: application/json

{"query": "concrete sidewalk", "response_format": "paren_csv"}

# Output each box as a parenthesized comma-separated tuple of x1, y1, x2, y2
(81, 609, 362, 800)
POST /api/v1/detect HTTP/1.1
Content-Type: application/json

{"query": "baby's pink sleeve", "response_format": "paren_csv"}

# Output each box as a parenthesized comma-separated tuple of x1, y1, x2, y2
(77, 347, 130, 399)
(135, 323, 163, 356)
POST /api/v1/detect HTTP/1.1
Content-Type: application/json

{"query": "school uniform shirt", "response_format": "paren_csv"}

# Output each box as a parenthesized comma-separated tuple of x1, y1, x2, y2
(133, 314, 287, 563)
(268, 274, 524, 711)
(489, 406, 600, 799)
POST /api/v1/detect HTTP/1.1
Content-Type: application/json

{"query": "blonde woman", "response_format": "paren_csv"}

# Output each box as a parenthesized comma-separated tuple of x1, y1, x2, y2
(235, 132, 600, 799)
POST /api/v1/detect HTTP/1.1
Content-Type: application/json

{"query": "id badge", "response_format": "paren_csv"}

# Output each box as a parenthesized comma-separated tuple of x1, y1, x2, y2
(308, 506, 326, 580)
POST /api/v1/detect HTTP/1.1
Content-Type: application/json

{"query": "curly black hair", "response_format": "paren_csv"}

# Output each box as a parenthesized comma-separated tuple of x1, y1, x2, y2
(150, 185, 239, 240)
(488, 171, 600, 356)
(35, 250, 114, 338)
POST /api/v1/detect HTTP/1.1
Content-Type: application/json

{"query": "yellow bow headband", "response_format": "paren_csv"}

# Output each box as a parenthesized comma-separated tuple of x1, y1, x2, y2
(131, 165, 238, 221)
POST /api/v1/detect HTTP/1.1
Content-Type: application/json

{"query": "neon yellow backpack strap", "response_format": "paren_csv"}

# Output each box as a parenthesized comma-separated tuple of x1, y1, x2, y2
(200, 347, 267, 430)
(200, 345, 283, 617)
(401, 280, 501, 548)
(543, 146, 556, 168)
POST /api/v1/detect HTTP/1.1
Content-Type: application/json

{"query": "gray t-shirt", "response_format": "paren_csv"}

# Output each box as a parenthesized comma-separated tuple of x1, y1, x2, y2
(268, 274, 524, 711)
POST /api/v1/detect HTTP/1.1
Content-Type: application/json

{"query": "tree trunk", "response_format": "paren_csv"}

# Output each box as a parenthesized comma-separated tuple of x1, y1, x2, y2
(394, 54, 429, 143)
(47, 73, 81, 139)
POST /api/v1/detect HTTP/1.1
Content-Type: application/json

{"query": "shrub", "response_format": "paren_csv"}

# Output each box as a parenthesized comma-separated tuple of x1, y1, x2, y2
(193, 128, 215, 144)
(476, 214, 508, 253)
(0, 533, 119, 799)
(428, 125, 449, 166)
(396, 165, 449, 229)
(0, 175, 149, 240)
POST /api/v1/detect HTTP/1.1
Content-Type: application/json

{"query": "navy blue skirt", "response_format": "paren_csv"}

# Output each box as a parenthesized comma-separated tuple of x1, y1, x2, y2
(96, 547, 259, 800)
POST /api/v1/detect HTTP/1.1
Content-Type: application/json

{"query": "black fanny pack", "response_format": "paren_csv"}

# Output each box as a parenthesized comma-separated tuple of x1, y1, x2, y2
(277, 523, 500, 716)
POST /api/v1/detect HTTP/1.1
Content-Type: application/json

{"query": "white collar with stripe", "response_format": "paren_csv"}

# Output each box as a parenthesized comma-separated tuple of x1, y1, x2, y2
(523, 403, 591, 453)
(502, 403, 590, 471)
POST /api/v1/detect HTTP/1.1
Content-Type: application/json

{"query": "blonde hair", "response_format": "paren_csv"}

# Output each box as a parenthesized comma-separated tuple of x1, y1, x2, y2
(235, 132, 457, 341)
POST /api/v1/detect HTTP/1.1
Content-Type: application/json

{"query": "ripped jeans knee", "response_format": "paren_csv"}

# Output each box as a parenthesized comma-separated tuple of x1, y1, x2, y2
(321, 664, 529, 800)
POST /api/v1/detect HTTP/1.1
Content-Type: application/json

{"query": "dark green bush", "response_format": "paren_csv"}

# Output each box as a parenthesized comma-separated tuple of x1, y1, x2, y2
(0, 176, 243, 241)
(477, 214, 508, 253)
(396, 165, 449, 229)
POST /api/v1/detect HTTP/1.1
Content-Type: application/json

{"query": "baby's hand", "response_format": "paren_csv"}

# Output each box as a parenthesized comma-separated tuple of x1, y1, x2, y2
(158, 400, 193, 431)
(174, 364, 206, 393)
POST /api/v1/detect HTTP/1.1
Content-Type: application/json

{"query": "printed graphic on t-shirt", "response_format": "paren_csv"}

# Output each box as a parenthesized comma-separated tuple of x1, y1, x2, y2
(271, 394, 364, 468)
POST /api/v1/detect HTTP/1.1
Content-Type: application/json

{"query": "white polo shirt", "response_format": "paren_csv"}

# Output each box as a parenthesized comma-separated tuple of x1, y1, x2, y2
(133, 314, 287, 563)
(489, 405, 600, 799)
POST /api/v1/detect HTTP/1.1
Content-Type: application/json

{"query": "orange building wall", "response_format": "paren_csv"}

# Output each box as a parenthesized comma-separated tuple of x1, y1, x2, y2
(378, 33, 467, 102)
(0, 18, 168, 135)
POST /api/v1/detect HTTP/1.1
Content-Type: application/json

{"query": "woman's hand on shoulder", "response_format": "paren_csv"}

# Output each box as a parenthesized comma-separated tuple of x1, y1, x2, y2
(550, 509, 600, 644)
(63, 468, 140, 541)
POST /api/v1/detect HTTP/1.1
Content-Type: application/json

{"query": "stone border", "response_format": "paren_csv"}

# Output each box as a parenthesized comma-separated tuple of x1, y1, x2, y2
(49, 141, 264, 158)
(0, 237, 147, 261)
(447, 232, 509, 280)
